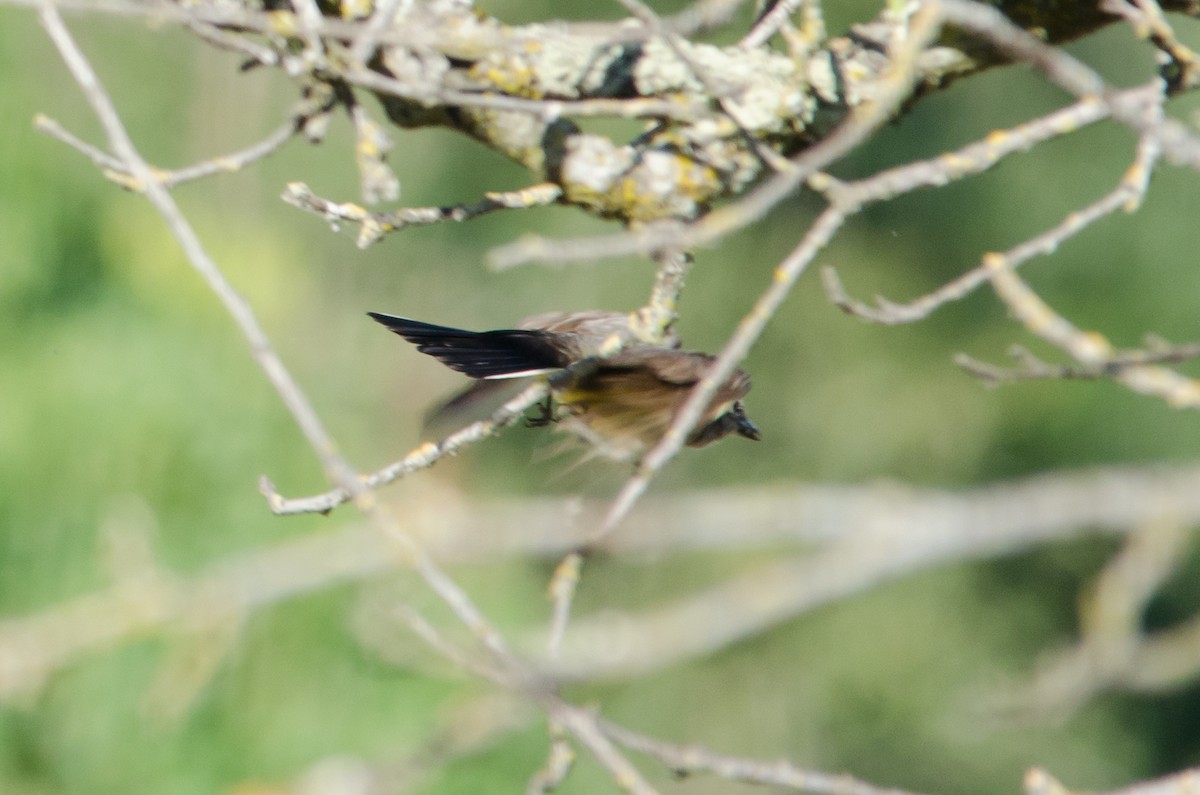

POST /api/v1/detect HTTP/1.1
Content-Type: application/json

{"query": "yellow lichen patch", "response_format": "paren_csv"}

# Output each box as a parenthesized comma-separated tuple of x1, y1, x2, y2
(564, 183, 612, 216)
(266, 10, 298, 36)
(470, 57, 542, 99)
(676, 157, 719, 197)
(940, 152, 970, 173)
(1077, 331, 1113, 361)
(103, 169, 144, 192)
(340, 0, 372, 20)
(1164, 378, 1200, 408)
(985, 129, 1010, 148)
(981, 252, 1006, 271)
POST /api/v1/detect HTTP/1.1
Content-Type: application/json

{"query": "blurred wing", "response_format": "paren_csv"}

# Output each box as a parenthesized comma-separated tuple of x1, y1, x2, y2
(612, 348, 752, 399)
(368, 313, 569, 379)
(422, 377, 536, 437)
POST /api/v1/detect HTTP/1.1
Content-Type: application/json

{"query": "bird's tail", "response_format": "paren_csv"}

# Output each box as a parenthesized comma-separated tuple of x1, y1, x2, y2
(368, 312, 565, 379)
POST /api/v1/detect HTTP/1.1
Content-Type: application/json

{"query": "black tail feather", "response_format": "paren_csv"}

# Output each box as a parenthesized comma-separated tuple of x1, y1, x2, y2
(368, 312, 567, 379)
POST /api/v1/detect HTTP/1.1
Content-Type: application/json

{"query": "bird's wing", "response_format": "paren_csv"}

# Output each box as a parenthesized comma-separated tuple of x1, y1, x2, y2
(600, 348, 711, 385)
(423, 377, 538, 436)
(593, 348, 752, 400)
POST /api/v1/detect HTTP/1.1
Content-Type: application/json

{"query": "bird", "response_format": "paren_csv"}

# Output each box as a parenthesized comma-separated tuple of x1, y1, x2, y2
(368, 310, 760, 462)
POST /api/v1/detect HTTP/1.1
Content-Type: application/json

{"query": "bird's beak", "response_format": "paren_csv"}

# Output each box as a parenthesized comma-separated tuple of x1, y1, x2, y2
(732, 402, 761, 441)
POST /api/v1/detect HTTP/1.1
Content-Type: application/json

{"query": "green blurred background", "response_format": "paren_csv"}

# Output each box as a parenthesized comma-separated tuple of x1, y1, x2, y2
(2, 1, 1200, 792)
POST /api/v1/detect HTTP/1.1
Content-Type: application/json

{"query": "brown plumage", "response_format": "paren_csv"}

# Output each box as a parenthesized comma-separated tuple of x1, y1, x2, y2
(368, 311, 759, 462)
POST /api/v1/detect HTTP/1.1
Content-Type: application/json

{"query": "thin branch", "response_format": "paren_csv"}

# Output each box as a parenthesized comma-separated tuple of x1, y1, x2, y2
(663, 0, 747, 37)
(526, 723, 577, 795)
(955, 339, 1200, 385)
(159, 116, 302, 186)
(183, 17, 281, 66)
(344, 87, 401, 204)
(32, 112, 125, 172)
(282, 181, 562, 248)
(545, 551, 583, 659)
(601, 718, 928, 795)
(261, 381, 550, 516)
(826, 147, 1151, 323)
(34, 112, 301, 190)
(375, 596, 658, 794)
(740, 0, 807, 49)
(348, 0, 411, 65)
(1124, 0, 1200, 93)
(935, 0, 1200, 170)
(395, 604, 521, 687)
(986, 262, 1200, 406)
(991, 520, 1193, 722)
(632, 249, 691, 344)
(819, 82, 1160, 323)
(37, 7, 341, 462)
(1027, 766, 1200, 795)
(546, 703, 660, 795)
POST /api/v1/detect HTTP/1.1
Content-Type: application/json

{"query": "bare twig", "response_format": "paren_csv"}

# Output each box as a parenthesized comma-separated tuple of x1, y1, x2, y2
(663, 0, 747, 37)
(261, 382, 549, 516)
(346, 90, 401, 204)
(992, 520, 1193, 722)
(986, 262, 1200, 406)
(819, 82, 1160, 324)
(545, 551, 583, 659)
(602, 718, 928, 795)
(35, 112, 301, 190)
(348, 0, 410, 64)
(546, 703, 659, 795)
(283, 181, 562, 248)
(633, 249, 691, 344)
(955, 339, 1200, 385)
(1105, 0, 1200, 93)
(936, 0, 1200, 169)
(183, 18, 281, 66)
(526, 723, 577, 795)
(740, 0, 807, 49)
(1026, 766, 1200, 795)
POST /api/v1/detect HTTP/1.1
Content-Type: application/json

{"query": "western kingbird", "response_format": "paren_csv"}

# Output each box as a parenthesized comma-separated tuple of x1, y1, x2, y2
(368, 310, 760, 461)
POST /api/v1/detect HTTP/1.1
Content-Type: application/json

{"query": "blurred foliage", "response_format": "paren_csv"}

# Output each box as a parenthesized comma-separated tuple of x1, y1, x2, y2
(2, 1, 1200, 794)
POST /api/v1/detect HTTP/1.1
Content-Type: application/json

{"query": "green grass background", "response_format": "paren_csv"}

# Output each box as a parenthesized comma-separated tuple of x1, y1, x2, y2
(2, 1, 1200, 792)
